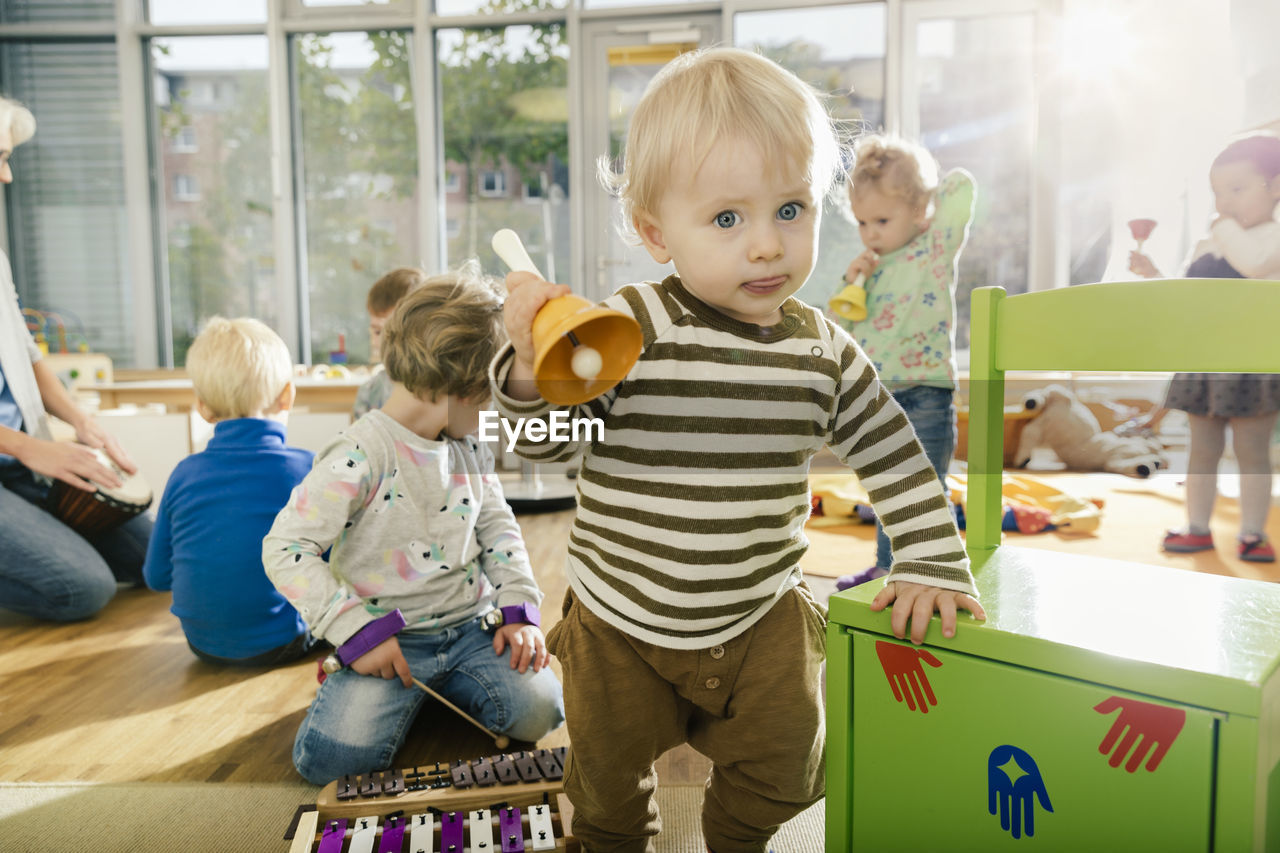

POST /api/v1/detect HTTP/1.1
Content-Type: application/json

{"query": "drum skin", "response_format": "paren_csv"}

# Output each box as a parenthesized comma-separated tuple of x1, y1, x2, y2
(44, 450, 152, 537)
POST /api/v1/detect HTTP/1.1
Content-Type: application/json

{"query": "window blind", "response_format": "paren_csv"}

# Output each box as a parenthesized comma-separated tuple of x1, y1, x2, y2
(0, 0, 113, 24)
(1, 41, 134, 366)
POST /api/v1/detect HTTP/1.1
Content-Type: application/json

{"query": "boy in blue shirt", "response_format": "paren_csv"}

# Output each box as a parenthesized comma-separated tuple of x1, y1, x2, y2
(144, 317, 317, 666)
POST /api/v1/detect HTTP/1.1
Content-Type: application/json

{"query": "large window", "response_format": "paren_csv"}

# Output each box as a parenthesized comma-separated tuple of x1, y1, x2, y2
(908, 11, 1037, 349)
(0, 41, 133, 364)
(437, 22, 569, 283)
(151, 36, 274, 365)
(0, 1, 1256, 368)
(294, 30, 420, 366)
(735, 3, 888, 311)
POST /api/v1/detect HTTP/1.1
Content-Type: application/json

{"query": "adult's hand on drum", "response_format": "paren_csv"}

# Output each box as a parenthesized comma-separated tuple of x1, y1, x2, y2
(75, 416, 138, 476)
(20, 437, 121, 492)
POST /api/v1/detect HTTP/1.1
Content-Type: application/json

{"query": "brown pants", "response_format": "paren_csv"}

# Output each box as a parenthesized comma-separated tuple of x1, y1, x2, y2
(545, 582, 827, 853)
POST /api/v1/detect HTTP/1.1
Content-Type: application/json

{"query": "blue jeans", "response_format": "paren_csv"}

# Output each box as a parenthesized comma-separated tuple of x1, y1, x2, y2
(292, 617, 565, 784)
(0, 464, 152, 621)
(875, 386, 956, 569)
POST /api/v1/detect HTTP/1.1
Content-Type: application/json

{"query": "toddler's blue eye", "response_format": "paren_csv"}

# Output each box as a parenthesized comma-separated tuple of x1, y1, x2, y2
(778, 202, 800, 221)
(715, 211, 738, 228)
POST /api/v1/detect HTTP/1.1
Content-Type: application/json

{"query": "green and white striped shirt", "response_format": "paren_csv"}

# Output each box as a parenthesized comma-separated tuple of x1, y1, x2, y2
(491, 276, 974, 649)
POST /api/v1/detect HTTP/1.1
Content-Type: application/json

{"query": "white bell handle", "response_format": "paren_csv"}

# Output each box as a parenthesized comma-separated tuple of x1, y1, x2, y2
(492, 229, 544, 280)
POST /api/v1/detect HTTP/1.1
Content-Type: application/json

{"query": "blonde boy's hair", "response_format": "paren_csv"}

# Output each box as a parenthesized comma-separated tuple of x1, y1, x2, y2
(847, 135, 940, 216)
(601, 46, 842, 228)
(367, 266, 426, 316)
(187, 317, 294, 420)
(0, 95, 36, 146)
(380, 259, 505, 401)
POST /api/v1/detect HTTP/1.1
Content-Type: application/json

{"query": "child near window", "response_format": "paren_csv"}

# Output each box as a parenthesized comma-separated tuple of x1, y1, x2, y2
(266, 261, 564, 785)
(833, 135, 976, 579)
(1129, 132, 1280, 562)
(353, 266, 427, 418)
(143, 317, 317, 665)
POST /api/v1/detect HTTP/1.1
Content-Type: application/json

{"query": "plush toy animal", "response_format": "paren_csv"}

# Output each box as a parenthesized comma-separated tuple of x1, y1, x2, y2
(1014, 385, 1167, 478)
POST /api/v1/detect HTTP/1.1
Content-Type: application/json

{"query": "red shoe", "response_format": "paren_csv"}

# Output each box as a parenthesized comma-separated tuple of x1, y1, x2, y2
(1162, 529, 1213, 553)
(1238, 535, 1276, 563)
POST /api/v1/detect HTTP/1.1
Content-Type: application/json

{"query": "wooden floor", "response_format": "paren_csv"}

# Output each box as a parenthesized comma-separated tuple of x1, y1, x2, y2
(5, 473, 1268, 789)
(0, 510, 697, 786)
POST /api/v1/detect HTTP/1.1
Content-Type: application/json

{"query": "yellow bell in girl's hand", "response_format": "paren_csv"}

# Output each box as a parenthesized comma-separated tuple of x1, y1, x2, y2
(830, 272, 868, 322)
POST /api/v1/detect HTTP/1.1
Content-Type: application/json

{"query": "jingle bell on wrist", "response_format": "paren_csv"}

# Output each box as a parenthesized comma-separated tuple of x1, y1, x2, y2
(321, 609, 407, 674)
(481, 602, 541, 632)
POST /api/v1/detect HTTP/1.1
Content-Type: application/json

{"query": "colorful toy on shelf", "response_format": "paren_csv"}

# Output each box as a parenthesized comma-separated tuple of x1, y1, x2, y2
(329, 333, 348, 365)
(21, 307, 90, 354)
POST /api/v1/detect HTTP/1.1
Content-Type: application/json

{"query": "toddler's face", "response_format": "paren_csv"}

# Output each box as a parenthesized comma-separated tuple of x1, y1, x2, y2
(368, 310, 393, 362)
(1211, 160, 1280, 230)
(849, 186, 929, 256)
(635, 136, 819, 326)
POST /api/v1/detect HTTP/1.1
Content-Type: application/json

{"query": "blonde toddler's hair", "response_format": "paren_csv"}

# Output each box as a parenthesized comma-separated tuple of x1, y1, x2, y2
(187, 317, 294, 420)
(602, 46, 842, 229)
(0, 95, 36, 146)
(380, 259, 505, 401)
(848, 135, 940, 216)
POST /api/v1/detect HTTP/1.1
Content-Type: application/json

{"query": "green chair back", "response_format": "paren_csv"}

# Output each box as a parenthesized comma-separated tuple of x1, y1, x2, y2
(966, 278, 1280, 554)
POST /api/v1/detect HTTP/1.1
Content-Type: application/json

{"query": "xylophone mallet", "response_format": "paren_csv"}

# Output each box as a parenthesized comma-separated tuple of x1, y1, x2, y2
(413, 676, 511, 750)
(322, 609, 511, 749)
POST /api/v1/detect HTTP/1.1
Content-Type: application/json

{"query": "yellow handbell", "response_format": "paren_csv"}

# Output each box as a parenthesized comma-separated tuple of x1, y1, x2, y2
(829, 272, 868, 322)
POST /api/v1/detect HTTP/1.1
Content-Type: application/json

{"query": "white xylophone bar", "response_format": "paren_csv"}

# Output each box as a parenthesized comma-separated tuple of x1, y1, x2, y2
(409, 811, 435, 852)
(468, 808, 493, 851)
(528, 801, 556, 851)
(347, 815, 379, 853)
(290, 810, 321, 853)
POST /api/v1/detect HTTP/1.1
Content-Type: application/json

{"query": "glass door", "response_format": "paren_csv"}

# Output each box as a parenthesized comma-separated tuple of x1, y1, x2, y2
(579, 15, 720, 303)
(902, 0, 1053, 351)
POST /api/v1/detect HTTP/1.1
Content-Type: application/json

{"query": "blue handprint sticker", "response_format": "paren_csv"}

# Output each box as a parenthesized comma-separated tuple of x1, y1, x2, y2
(987, 745, 1053, 839)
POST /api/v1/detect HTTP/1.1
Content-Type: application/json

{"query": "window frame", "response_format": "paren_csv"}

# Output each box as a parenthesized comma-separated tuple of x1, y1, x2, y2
(0, 0, 1076, 369)
(478, 168, 507, 198)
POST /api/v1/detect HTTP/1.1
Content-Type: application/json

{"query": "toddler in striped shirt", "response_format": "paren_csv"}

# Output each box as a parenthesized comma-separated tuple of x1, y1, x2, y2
(491, 47, 983, 852)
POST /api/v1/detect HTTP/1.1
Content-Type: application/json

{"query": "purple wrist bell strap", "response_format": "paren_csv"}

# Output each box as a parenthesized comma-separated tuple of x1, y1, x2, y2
(481, 602, 541, 631)
(322, 609, 407, 673)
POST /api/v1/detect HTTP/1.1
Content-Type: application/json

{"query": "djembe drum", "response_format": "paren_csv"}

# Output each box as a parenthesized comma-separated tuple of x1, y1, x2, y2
(45, 447, 152, 537)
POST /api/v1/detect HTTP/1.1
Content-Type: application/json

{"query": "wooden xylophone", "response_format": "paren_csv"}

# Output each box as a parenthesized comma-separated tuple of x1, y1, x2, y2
(287, 747, 578, 852)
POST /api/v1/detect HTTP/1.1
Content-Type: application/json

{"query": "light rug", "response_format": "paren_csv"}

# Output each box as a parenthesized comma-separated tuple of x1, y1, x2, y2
(0, 782, 825, 852)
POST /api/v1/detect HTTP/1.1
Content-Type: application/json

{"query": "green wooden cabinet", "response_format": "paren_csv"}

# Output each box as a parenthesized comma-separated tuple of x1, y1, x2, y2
(826, 546, 1280, 852)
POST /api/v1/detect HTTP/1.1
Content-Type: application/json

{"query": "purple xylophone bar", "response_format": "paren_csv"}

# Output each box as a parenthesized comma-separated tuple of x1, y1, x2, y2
(378, 813, 406, 853)
(317, 818, 348, 853)
(499, 805, 526, 852)
(441, 810, 465, 852)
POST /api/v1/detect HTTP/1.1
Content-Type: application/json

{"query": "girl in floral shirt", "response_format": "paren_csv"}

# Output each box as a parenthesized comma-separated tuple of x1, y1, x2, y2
(833, 135, 977, 574)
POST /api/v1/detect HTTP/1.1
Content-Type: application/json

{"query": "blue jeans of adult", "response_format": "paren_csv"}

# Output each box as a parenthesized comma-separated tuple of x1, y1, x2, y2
(292, 616, 565, 785)
(0, 463, 152, 621)
(875, 385, 957, 569)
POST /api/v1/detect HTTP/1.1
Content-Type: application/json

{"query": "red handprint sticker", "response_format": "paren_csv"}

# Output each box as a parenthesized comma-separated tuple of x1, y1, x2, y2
(1093, 696, 1186, 772)
(875, 640, 942, 713)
